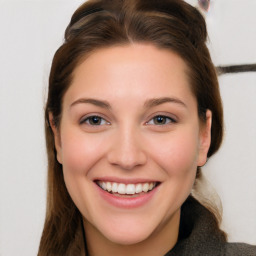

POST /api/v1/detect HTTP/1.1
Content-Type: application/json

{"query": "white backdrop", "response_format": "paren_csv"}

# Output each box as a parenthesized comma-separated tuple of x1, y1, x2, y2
(0, 0, 255, 255)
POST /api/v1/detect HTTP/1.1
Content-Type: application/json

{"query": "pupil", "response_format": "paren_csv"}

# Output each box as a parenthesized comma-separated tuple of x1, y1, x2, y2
(155, 116, 165, 124)
(90, 116, 101, 125)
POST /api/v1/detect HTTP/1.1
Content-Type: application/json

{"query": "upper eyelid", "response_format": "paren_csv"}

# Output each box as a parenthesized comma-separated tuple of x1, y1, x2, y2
(146, 112, 178, 123)
(78, 112, 178, 125)
(146, 115, 176, 125)
(79, 114, 110, 124)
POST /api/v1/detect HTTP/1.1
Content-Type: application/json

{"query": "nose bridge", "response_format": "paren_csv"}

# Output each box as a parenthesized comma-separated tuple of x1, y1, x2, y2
(107, 123, 147, 170)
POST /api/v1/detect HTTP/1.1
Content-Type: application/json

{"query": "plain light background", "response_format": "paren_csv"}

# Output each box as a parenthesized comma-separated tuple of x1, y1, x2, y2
(0, 0, 255, 255)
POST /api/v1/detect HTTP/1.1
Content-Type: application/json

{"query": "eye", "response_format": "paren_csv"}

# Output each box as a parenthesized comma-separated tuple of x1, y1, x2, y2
(80, 115, 109, 126)
(147, 115, 176, 125)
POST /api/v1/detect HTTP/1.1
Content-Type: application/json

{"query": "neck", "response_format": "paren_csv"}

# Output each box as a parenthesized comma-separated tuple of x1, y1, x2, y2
(83, 210, 180, 256)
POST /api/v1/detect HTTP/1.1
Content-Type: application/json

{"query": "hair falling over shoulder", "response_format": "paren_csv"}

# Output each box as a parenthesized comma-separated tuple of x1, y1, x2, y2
(39, 0, 225, 254)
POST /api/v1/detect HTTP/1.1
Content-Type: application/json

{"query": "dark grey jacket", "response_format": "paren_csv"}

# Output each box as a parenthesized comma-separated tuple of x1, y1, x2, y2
(165, 196, 256, 256)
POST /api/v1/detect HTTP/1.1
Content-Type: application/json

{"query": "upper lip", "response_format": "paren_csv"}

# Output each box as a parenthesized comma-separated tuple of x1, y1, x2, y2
(93, 177, 160, 184)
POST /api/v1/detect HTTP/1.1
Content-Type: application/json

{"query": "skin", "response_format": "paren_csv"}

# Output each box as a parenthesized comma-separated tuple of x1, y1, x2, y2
(51, 43, 212, 256)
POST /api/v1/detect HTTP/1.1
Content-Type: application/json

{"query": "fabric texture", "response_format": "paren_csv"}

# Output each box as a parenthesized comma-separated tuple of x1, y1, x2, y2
(164, 196, 256, 256)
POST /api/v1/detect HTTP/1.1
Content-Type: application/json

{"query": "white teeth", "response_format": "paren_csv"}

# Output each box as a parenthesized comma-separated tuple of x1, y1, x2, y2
(135, 183, 143, 193)
(106, 182, 112, 192)
(142, 183, 149, 192)
(97, 181, 157, 195)
(117, 183, 126, 194)
(126, 184, 136, 195)
(102, 182, 107, 190)
(112, 182, 118, 193)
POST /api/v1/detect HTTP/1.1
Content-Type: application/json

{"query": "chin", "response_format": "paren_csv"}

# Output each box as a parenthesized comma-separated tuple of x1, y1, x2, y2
(94, 218, 156, 246)
(104, 229, 152, 246)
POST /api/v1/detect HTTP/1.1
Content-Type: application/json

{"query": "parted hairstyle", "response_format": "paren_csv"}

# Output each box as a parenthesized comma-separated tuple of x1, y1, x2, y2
(39, 0, 224, 254)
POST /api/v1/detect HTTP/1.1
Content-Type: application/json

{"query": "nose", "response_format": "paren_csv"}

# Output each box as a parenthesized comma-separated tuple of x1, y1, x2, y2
(107, 127, 147, 170)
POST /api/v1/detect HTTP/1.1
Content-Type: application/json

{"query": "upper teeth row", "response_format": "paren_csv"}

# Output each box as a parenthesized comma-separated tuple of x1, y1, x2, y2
(97, 181, 156, 195)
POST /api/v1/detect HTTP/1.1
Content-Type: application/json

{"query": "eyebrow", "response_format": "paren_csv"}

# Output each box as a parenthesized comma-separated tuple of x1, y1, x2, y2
(144, 97, 187, 108)
(70, 97, 187, 110)
(70, 98, 111, 109)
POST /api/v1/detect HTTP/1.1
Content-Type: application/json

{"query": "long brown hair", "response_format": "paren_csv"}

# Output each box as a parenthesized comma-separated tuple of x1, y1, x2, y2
(39, 0, 224, 254)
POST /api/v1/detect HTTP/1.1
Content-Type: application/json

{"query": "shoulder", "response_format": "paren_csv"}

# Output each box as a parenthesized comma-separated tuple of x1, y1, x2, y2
(224, 242, 256, 256)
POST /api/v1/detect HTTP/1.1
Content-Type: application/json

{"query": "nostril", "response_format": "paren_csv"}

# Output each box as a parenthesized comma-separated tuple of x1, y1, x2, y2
(107, 132, 147, 169)
(107, 150, 147, 170)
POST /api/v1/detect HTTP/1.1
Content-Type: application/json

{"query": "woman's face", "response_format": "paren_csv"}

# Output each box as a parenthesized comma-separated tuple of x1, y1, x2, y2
(52, 44, 211, 246)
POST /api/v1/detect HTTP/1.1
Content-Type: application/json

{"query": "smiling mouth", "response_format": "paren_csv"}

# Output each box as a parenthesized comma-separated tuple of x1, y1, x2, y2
(96, 181, 159, 197)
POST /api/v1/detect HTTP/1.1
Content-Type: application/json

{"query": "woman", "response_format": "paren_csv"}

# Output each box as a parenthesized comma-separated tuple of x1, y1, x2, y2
(38, 0, 256, 255)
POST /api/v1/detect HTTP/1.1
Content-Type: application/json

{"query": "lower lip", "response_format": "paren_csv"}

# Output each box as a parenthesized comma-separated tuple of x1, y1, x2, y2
(95, 183, 159, 209)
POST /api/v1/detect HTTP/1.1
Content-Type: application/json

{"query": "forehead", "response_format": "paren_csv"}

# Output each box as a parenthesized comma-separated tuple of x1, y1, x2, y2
(64, 43, 195, 106)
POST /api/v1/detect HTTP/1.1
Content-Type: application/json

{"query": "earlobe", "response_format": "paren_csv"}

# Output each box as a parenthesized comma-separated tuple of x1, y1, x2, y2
(49, 113, 63, 164)
(197, 110, 212, 167)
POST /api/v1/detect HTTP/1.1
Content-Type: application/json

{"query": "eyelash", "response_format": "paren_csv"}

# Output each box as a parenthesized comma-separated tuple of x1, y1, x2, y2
(146, 115, 177, 126)
(80, 115, 110, 126)
(80, 114, 176, 126)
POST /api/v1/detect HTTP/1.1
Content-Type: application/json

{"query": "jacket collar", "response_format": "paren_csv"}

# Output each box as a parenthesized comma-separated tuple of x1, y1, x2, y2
(165, 196, 226, 256)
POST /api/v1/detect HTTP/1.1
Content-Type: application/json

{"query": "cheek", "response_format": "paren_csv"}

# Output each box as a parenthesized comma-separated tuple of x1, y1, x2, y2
(148, 129, 199, 176)
(60, 128, 106, 176)
(59, 129, 108, 215)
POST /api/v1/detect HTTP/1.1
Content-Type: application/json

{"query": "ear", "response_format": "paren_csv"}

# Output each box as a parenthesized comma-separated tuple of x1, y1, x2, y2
(197, 110, 212, 167)
(49, 113, 63, 164)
